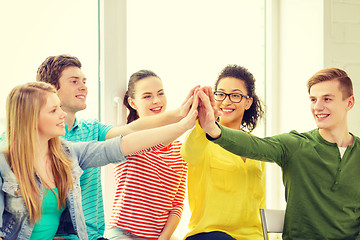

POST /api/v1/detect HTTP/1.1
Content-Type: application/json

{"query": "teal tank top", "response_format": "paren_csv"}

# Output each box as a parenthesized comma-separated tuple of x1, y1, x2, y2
(30, 188, 65, 239)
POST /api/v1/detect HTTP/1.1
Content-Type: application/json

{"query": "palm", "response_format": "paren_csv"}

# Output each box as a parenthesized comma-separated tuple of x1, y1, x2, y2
(198, 89, 217, 133)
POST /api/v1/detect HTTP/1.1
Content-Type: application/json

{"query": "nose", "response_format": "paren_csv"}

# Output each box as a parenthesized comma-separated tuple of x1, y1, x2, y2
(153, 95, 161, 104)
(60, 108, 67, 118)
(222, 95, 232, 105)
(79, 81, 87, 92)
(313, 100, 324, 111)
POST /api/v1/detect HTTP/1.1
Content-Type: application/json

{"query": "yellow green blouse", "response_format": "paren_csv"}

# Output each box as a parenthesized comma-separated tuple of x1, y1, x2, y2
(181, 122, 266, 240)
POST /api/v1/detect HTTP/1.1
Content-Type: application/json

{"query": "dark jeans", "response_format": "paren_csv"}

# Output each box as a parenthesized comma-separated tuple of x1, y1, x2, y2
(186, 231, 236, 240)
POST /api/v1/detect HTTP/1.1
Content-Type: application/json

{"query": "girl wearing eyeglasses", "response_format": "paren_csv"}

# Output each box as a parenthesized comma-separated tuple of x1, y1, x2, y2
(181, 65, 265, 240)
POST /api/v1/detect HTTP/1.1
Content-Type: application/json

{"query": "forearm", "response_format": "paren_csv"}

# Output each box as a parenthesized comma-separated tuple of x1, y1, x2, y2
(120, 121, 189, 156)
(127, 109, 182, 133)
(209, 125, 283, 163)
(106, 109, 183, 139)
(158, 215, 180, 240)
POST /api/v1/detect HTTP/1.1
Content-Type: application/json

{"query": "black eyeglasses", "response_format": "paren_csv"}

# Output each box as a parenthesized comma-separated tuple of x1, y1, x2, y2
(214, 91, 250, 103)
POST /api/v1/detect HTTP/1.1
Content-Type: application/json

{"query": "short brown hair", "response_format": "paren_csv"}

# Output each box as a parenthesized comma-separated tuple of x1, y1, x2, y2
(36, 54, 81, 89)
(307, 68, 353, 99)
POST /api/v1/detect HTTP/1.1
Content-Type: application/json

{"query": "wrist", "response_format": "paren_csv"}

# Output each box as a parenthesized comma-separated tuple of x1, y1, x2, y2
(206, 122, 221, 139)
(158, 233, 170, 240)
(171, 108, 184, 121)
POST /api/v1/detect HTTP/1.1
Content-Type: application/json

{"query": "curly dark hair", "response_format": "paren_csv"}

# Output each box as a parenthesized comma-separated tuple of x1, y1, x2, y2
(36, 54, 82, 90)
(215, 64, 264, 132)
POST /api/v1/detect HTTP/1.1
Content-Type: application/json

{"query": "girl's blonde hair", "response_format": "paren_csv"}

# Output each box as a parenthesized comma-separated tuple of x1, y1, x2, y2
(6, 82, 73, 223)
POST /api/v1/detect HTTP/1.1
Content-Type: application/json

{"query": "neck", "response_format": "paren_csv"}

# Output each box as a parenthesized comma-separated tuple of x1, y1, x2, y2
(219, 119, 242, 130)
(64, 112, 76, 131)
(35, 136, 50, 163)
(319, 126, 353, 147)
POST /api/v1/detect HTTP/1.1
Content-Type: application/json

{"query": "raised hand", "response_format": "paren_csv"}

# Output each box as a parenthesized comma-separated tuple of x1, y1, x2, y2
(197, 89, 222, 138)
(179, 88, 199, 130)
(200, 86, 221, 120)
(178, 85, 200, 119)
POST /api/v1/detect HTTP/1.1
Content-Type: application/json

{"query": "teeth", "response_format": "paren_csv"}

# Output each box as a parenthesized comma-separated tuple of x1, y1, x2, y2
(152, 107, 162, 111)
(222, 109, 234, 112)
(317, 114, 328, 118)
(77, 96, 85, 99)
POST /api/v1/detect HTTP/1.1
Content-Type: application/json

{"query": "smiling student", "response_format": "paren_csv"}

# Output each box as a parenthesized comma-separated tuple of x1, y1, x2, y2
(107, 70, 188, 240)
(181, 65, 265, 240)
(36, 55, 196, 240)
(198, 68, 360, 240)
(0, 82, 198, 240)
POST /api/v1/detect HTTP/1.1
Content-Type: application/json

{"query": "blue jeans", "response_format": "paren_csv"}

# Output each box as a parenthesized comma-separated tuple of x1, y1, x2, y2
(185, 231, 236, 240)
(104, 228, 148, 240)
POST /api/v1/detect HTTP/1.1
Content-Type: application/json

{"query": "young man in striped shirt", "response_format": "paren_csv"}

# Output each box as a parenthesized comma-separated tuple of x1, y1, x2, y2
(36, 55, 194, 240)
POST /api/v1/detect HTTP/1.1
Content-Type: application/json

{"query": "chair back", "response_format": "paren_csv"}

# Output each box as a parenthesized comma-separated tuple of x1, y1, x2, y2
(260, 208, 285, 240)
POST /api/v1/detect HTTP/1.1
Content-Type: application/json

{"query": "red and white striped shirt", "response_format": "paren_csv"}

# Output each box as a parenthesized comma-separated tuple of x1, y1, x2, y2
(108, 141, 188, 239)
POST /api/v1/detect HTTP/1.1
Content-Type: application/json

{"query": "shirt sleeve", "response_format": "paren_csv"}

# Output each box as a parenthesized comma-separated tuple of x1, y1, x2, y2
(169, 164, 188, 218)
(259, 161, 267, 209)
(181, 121, 209, 165)
(128, 144, 166, 156)
(0, 175, 4, 232)
(0, 131, 6, 148)
(66, 136, 126, 169)
(210, 124, 298, 167)
(96, 122, 113, 141)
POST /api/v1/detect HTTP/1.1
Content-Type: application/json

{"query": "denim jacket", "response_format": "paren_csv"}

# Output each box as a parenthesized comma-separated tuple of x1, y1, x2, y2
(0, 136, 125, 240)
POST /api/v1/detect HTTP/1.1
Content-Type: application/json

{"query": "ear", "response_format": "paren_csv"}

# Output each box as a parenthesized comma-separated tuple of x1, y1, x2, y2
(127, 97, 137, 110)
(346, 95, 355, 110)
(244, 97, 253, 110)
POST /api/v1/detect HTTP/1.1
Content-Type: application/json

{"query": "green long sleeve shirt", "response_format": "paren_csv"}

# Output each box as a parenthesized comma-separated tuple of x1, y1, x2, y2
(210, 126, 360, 240)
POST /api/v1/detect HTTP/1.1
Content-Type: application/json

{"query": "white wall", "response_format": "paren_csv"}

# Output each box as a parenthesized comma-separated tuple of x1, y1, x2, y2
(265, 0, 324, 210)
(0, 0, 99, 134)
(101, 1, 266, 238)
(100, 0, 128, 228)
(324, 0, 360, 136)
(266, 0, 360, 210)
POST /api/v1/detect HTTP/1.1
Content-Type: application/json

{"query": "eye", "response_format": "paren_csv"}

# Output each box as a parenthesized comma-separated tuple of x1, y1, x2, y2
(325, 98, 332, 102)
(215, 92, 225, 97)
(72, 80, 78, 84)
(231, 94, 241, 98)
(143, 95, 151, 99)
(310, 98, 316, 103)
(158, 92, 165, 96)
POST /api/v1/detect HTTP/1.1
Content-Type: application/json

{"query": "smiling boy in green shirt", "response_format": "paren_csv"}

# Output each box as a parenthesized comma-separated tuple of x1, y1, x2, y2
(199, 68, 360, 240)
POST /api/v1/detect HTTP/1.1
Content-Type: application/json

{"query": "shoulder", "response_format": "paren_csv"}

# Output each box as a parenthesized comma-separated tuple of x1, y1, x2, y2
(61, 140, 73, 156)
(351, 133, 360, 142)
(71, 119, 113, 140)
(161, 141, 183, 154)
(169, 140, 182, 148)
(0, 152, 11, 176)
(273, 129, 317, 141)
(76, 118, 108, 128)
